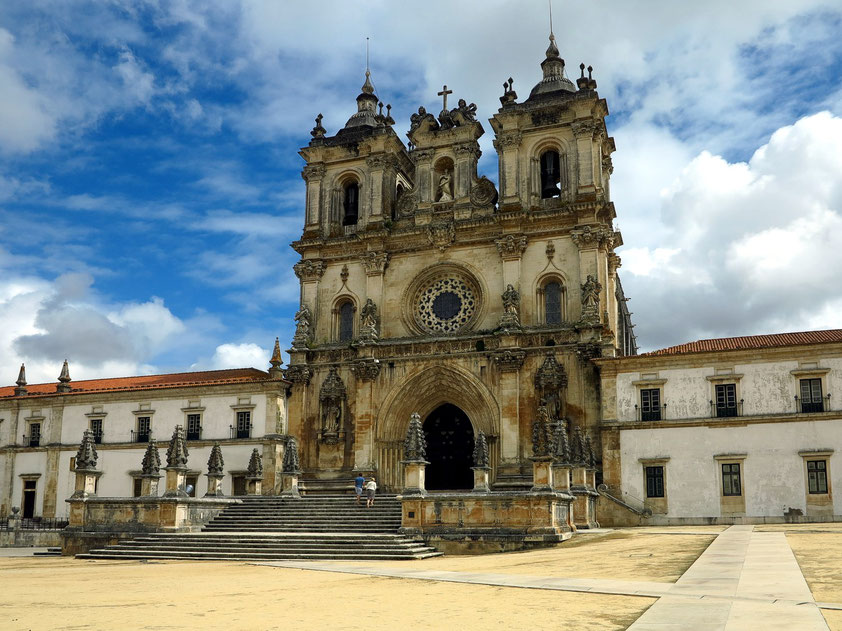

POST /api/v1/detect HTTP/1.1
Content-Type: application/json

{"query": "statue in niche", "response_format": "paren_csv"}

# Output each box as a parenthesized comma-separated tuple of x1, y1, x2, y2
(322, 400, 341, 434)
(535, 353, 567, 421)
(359, 298, 380, 342)
(580, 275, 602, 323)
(438, 171, 453, 202)
(500, 284, 521, 330)
(292, 305, 312, 348)
(318, 367, 346, 444)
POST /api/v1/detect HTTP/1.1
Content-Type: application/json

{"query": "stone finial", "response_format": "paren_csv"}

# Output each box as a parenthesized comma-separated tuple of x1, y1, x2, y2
(532, 401, 554, 458)
(403, 412, 427, 462)
(14, 363, 27, 396)
(207, 442, 224, 476)
(571, 425, 587, 466)
(75, 430, 98, 470)
(247, 447, 263, 478)
(282, 436, 301, 473)
(552, 419, 571, 464)
(472, 430, 489, 468)
(310, 113, 326, 139)
(141, 438, 161, 475)
(269, 338, 282, 369)
(585, 434, 596, 468)
(57, 359, 72, 393)
(165, 425, 189, 468)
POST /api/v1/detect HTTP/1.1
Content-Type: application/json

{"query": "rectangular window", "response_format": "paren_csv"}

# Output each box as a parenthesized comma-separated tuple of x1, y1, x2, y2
(722, 463, 742, 496)
(186, 414, 202, 440)
(133, 477, 143, 498)
(236, 411, 251, 438)
(807, 460, 828, 494)
(800, 379, 824, 413)
(640, 389, 661, 421)
(715, 384, 738, 418)
(90, 418, 103, 444)
(28, 422, 41, 447)
(645, 466, 664, 498)
(135, 416, 151, 442)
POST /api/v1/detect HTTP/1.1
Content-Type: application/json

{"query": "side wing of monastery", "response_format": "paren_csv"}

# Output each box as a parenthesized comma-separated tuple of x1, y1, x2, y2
(1, 31, 840, 555)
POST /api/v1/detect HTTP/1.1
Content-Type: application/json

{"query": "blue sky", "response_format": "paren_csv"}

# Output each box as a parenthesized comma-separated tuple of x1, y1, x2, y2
(2, 1, 842, 383)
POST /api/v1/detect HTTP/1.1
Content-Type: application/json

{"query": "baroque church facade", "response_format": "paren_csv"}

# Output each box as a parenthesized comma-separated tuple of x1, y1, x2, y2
(285, 32, 634, 493)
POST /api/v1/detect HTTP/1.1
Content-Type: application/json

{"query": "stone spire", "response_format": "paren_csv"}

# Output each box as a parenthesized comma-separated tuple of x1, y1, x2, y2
(246, 447, 263, 478)
(207, 442, 224, 476)
(141, 438, 161, 475)
(14, 363, 27, 396)
(268, 337, 283, 378)
(472, 430, 489, 468)
(344, 69, 380, 129)
(75, 430, 98, 470)
(585, 434, 596, 469)
(165, 425, 189, 468)
(529, 31, 576, 98)
(403, 412, 428, 462)
(283, 436, 301, 473)
(57, 359, 72, 393)
(532, 401, 554, 458)
(552, 419, 571, 464)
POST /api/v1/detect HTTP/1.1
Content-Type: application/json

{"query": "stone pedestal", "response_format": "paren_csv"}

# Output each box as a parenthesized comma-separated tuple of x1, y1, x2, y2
(402, 461, 429, 497)
(245, 476, 263, 496)
(551, 465, 574, 530)
(280, 471, 302, 497)
(571, 465, 598, 528)
(531, 458, 554, 492)
(205, 474, 224, 497)
(472, 466, 490, 492)
(139, 473, 161, 497)
(162, 467, 188, 498)
(71, 468, 102, 499)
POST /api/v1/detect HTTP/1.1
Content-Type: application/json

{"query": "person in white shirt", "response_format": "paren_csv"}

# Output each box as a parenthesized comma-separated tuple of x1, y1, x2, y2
(365, 478, 377, 508)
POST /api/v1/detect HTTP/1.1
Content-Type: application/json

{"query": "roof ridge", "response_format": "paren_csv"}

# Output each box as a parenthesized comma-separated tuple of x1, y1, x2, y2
(641, 328, 842, 357)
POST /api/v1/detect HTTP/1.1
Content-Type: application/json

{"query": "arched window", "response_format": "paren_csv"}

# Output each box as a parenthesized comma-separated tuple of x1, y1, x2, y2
(544, 281, 562, 324)
(540, 150, 561, 199)
(338, 301, 355, 342)
(343, 182, 359, 226)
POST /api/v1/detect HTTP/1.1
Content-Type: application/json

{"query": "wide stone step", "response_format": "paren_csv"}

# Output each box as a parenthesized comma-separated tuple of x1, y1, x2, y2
(104, 544, 432, 554)
(77, 550, 442, 561)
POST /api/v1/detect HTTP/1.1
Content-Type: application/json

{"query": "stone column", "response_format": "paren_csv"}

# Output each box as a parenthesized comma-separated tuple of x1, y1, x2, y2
(494, 131, 522, 207)
(350, 357, 381, 474)
(493, 350, 525, 472)
(302, 163, 326, 236)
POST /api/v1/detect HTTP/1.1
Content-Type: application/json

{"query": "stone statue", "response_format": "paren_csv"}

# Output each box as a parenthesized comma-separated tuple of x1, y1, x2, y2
(438, 171, 453, 202)
(409, 106, 437, 134)
(500, 283, 521, 330)
(359, 298, 379, 342)
(581, 275, 602, 323)
(292, 305, 312, 348)
(451, 98, 478, 125)
(318, 367, 346, 443)
(323, 400, 341, 434)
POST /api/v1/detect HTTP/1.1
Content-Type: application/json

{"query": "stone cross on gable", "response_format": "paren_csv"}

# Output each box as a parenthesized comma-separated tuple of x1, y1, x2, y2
(438, 85, 453, 111)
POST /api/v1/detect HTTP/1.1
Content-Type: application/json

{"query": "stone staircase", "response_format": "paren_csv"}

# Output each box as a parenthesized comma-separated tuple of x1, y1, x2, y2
(77, 495, 442, 561)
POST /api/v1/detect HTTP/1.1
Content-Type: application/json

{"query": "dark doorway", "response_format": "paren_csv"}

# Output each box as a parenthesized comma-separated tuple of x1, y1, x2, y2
(423, 404, 475, 490)
(22, 480, 36, 519)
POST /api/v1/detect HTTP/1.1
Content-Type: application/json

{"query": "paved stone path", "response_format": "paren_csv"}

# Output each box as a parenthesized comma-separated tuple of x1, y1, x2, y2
(258, 525, 832, 630)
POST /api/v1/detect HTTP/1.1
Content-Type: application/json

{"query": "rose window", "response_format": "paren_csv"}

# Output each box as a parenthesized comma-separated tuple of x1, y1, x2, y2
(416, 277, 477, 334)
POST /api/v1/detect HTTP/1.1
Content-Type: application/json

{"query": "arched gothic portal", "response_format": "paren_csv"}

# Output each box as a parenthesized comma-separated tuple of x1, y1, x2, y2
(423, 404, 475, 490)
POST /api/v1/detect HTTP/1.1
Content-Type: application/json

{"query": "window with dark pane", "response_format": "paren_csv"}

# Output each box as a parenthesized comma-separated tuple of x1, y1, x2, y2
(339, 301, 354, 342)
(640, 388, 661, 421)
(133, 477, 143, 498)
(540, 150, 561, 199)
(186, 413, 201, 440)
(645, 466, 664, 498)
(343, 182, 359, 226)
(800, 378, 824, 413)
(722, 463, 742, 496)
(432, 291, 461, 320)
(544, 281, 562, 325)
(90, 418, 103, 443)
(236, 411, 251, 438)
(136, 416, 151, 442)
(715, 383, 738, 417)
(807, 460, 828, 494)
(29, 422, 41, 447)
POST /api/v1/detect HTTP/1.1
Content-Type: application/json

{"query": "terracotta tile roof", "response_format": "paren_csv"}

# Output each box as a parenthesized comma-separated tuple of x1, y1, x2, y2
(0, 367, 278, 399)
(641, 329, 842, 357)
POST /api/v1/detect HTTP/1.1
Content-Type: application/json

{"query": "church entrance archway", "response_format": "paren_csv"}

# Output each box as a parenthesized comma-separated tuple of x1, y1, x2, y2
(423, 404, 474, 490)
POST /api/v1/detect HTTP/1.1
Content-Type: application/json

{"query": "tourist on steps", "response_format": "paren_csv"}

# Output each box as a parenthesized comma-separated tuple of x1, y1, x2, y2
(365, 477, 377, 508)
(354, 473, 365, 505)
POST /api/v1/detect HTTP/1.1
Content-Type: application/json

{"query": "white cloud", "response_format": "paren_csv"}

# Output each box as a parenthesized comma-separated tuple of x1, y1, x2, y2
(208, 342, 268, 369)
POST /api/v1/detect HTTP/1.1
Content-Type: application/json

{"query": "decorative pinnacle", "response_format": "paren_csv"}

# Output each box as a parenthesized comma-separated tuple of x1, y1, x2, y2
(16, 363, 26, 387)
(585, 434, 596, 468)
(472, 430, 489, 468)
(270, 337, 282, 368)
(207, 442, 224, 476)
(572, 424, 587, 466)
(247, 447, 264, 478)
(553, 419, 571, 464)
(403, 412, 427, 462)
(165, 425, 189, 468)
(57, 359, 72, 393)
(362, 69, 374, 95)
(283, 436, 301, 473)
(141, 438, 161, 475)
(75, 429, 99, 470)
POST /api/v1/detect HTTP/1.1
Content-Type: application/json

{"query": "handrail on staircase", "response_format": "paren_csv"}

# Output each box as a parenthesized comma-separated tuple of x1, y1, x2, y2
(597, 484, 652, 517)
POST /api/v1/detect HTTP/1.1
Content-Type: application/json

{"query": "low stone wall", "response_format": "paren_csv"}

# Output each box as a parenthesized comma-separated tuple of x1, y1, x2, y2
(0, 529, 63, 548)
(399, 490, 574, 553)
(62, 496, 241, 555)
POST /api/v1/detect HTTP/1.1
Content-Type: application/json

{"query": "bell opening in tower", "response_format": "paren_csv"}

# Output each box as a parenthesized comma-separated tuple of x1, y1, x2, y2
(540, 150, 561, 198)
(343, 181, 359, 225)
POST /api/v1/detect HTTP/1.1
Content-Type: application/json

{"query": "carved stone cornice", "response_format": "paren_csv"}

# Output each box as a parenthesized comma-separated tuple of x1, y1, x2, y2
(349, 358, 381, 381)
(427, 221, 455, 252)
(283, 364, 312, 385)
(495, 234, 528, 260)
(454, 142, 480, 158)
(360, 251, 389, 276)
(569, 225, 614, 250)
(411, 149, 434, 162)
(576, 342, 603, 360)
(571, 120, 598, 139)
(293, 259, 326, 281)
(493, 131, 522, 150)
(365, 155, 390, 169)
(602, 155, 614, 175)
(492, 350, 526, 372)
(608, 253, 622, 275)
(301, 164, 326, 181)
